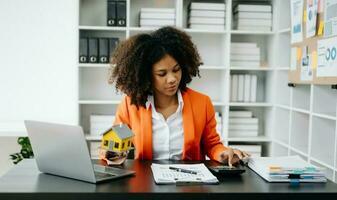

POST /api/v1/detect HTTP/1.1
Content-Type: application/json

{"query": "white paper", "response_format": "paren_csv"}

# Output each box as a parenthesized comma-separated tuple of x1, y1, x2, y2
(291, 0, 304, 43)
(300, 46, 313, 80)
(291, 47, 298, 70)
(306, 0, 318, 38)
(248, 156, 327, 182)
(151, 163, 218, 184)
(317, 37, 337, 77)
(324, 0, 337, 37)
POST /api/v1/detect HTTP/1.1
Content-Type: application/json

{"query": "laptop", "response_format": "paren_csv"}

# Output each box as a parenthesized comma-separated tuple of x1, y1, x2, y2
(24, 120, 135, 184)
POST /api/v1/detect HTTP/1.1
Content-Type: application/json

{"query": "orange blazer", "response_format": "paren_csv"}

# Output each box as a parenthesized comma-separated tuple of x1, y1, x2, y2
(114, 87, 227, 161)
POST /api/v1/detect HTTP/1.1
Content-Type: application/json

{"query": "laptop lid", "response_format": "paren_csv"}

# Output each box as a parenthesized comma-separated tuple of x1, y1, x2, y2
(24, 120, 97, 183)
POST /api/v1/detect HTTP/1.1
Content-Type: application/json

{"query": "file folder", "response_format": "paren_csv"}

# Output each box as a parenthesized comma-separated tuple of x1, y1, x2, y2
(107, 0, 117, 26)
(79, 38, 88, 63)
(88, 38, 98, 63)
(99, 38, 109, 63)
(116, 0, 126, 26)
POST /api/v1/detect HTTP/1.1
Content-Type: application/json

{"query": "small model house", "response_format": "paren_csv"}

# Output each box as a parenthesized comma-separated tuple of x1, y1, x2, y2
(100, 124, 134, 153)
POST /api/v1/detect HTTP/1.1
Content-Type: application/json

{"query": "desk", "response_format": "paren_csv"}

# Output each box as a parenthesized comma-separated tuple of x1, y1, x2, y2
(0, 159, 336, 200)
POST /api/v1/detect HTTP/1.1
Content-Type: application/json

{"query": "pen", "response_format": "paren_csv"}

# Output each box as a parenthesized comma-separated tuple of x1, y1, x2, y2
(169, 166, 198, 175)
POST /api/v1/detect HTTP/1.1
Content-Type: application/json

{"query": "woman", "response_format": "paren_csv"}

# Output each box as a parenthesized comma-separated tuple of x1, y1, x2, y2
(109, 26, 249, 167)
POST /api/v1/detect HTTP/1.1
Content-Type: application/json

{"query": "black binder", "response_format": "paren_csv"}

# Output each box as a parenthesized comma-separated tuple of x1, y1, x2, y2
(88, 38, 98, 63)
(107, 0, 117, 26)
(99, 38, 109, 63)
(109, 38, 119, 62)
(79, 38, 88, 63)
(116, 0, 126, 27)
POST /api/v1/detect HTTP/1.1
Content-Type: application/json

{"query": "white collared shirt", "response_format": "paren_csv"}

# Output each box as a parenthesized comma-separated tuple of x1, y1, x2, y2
(146, 90, 184, 160)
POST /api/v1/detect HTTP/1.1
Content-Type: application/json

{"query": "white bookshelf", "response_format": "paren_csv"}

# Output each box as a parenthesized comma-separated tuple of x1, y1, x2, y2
(78, 0, 337, 182)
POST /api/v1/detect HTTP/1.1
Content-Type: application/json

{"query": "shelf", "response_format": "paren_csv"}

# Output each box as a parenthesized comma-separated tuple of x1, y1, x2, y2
(128, 27, 157, 32)
(229, 102, 273, 107)
(79, 100, 121, 105)
(274, 104, 291, 110)
(274, 107, 290, 144)
(227, 136, 271, 142)
(312, 112, 337, 121)
(79, 25, 127, 31)
(230, 30, 275, 35)
(292, 107, 310, 115)
(274, 67, 290, 71)
(79, 63, 110, 68)
(273, 139, 289, 148)
(289, 146, 308, 158)
(290, 111, 309, 153)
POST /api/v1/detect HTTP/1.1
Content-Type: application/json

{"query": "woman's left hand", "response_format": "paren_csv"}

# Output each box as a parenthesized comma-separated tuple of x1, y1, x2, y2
(219, 148, 250, 167)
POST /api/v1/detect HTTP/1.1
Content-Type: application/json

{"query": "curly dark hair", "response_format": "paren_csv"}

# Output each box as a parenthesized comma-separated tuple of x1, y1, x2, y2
(108, 26, 203, 108)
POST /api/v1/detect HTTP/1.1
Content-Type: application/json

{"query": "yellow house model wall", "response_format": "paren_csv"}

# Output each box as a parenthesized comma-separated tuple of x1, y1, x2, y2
(101, 130, 132, 152)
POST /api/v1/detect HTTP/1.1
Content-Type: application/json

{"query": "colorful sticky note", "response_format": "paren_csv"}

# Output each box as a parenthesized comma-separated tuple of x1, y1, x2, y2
(296, 47, 302, 61)
(303, 10, 307, 23)
(312, 50, 318, 69)
(318, 21, 324, 35)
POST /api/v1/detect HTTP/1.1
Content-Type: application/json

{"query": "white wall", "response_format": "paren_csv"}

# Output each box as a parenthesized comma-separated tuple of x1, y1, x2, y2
(0, 0, 79, 135)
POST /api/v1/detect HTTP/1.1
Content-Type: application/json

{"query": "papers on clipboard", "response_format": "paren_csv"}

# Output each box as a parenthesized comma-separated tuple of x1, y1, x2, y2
(248, 155, 327, 183)
(151, 163, 219, 185)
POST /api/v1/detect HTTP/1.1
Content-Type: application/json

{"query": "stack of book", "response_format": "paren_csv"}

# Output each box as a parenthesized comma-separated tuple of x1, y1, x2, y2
(139, 8, 175, 28)
(229, 144, 262, 157)
(228, 111, 258, 137)
(233, 4, 272, 31)
(90, 115, 115, 136)
(230, 42, 261, 67)
(215, 112, 222, 134)
(248, 156, 327, 183)
(188, 2, 226, 30)
(230, 74, 258, 102)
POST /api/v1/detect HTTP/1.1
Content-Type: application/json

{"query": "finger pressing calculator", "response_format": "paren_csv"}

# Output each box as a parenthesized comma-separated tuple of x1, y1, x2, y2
(206, 161, 246, 176)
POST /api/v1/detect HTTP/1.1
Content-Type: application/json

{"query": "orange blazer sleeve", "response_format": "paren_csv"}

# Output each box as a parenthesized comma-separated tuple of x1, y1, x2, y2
(201, 96, 227, 162)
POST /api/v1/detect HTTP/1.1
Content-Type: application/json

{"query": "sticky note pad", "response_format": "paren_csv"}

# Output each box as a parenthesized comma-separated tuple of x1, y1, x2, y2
(318, 21, 324, 35)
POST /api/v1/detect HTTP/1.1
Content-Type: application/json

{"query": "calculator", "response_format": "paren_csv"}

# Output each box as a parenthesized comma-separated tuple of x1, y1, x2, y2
(206, 161, 246, 176)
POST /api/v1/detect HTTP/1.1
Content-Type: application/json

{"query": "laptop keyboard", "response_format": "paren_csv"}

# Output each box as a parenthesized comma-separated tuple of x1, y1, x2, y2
(93, 164, 130, 176)
(94, 171, 116, 179)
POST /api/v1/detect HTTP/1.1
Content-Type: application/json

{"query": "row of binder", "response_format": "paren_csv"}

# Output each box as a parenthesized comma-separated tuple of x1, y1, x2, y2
(107, 0, 126, 27)
(79, 37, 119, 63)
(230, 74, 258, 102)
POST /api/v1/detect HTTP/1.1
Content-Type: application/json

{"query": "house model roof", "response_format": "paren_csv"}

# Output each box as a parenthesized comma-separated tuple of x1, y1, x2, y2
(101, 124, 134, 139)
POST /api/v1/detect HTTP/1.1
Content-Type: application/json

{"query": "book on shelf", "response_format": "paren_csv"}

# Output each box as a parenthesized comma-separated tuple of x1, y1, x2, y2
(140, 19, 175, 26)
(235, 19, 272, 26)
(231, 54, 260, 61)
(237, 74, 244, 102)
(231, 47, 260, 55)
(250, 75, 257, 102)
(234, 12, 272, 19)
(189, 10, 225, 18)
(189, 2, 226, 11)
(235, 26, 272, 31)
(229, 117, 258, 124)
(140, 12, 175, 19)
(229, 111, 253, 118)
(234, 4, 272, 13)
(229, 124, 259, 131)
(189, 24, 225, 30)
(188, 17, 225, 25)
(107, 0, 117, 26)
(229, 130, 258, 137)
(244, 74, 251, 102)
(231, 42, 257, 48)
(231, 61, 260, 67)
(140, 8, 175, 13)
(231, 75, 238, 102)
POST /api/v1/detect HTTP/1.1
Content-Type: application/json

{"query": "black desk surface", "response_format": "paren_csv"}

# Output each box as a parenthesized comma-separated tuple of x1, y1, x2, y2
(0, 159, 337, 200)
